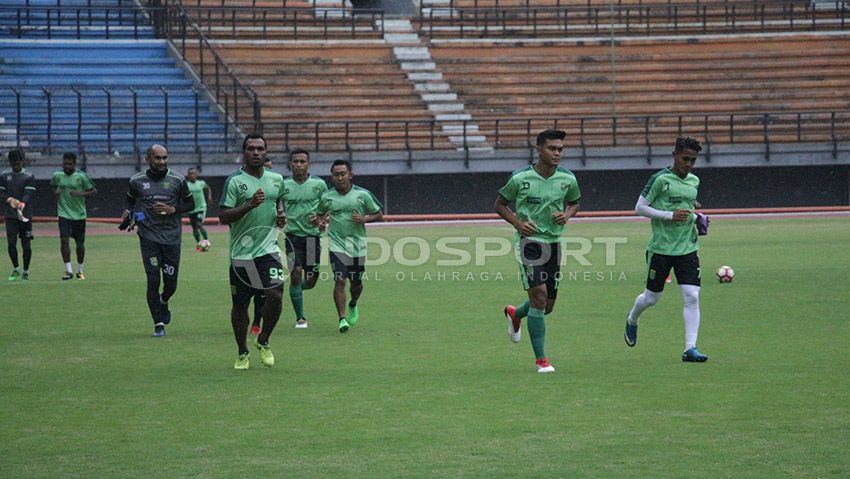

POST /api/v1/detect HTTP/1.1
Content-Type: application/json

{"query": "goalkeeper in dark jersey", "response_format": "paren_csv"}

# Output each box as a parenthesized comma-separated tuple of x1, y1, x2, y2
(122, 144, 194, 337)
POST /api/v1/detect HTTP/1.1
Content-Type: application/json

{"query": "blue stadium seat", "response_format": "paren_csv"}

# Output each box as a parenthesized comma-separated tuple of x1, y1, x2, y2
(0, 39, 236, 155)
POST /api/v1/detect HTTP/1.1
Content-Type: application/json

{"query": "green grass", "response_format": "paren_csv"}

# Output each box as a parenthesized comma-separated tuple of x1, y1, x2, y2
(2, 217, 849, 478)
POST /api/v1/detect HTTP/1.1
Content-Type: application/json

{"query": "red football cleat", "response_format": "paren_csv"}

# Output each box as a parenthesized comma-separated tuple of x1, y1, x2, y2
(535, 357, 555, 373)
(504, 305, 521, 343)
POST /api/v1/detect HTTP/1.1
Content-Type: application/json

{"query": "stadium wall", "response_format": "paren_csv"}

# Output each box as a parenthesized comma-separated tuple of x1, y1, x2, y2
(22, 165, 849, 218)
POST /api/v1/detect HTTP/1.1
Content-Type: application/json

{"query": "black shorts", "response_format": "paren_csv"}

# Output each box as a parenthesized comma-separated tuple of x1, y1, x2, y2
(230, 253, 285, 306)
(285, 234, 321, 272)
(516, 239, 560, 299)
(58, 217, 86, 243)
(329, 251, 365, 282)
(645, 250, 701, 292)
(5, 218, 33, 241)
(139, 236, 181, 276)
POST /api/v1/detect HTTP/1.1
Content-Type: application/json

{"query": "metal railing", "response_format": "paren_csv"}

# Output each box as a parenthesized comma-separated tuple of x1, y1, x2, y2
(1, 86, 238, 160)
(177, 0, 350, 8)
(3, 103, 845, 162)
(175, 6, 385, 40)
(21, 0, 141, 7)
(155, 9, 262, 137)
(260, 110, 849, 158)
(0, 5, 155, 39)
(419, 1, 850, 37)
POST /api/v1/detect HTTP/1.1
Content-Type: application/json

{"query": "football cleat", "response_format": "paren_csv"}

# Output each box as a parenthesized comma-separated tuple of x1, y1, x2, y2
(682, 347, 709, 363)
(8, 271, 19, 281)
(234, 352, 250, 370)
(152, 323, 166, 337)
(295, 318, 308, 329)
(159, 308, 171, 325)
(535, 357, 555, 373)
(21, 272, 29, 281)
(504, 305, 521, 343)
(338, 318, 350, 333)
(76, 272, 86, 280)
(250, 324, 261, 336)
(346, 305, 359, 326)
(255, 338, 274, 368)
(62, 273, 74, 281)
(624, 316, 638, 347)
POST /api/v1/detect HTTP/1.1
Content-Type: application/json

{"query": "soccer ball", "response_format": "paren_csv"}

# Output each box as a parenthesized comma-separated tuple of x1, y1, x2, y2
(716, 265, 735, 283)
(198, 240, 211, 252)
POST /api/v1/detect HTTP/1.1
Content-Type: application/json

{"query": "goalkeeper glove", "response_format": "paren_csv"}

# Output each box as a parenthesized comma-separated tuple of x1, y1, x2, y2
(695, 212, 710, 236)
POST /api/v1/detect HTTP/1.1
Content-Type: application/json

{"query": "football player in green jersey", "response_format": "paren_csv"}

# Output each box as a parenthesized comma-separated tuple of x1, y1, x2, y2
(220, 133, 287, 369)
(624, 136, 709, 363)
(312, 160, 383, 333)
(185, 167, 212, 252)
(279, 148, 328, 329)
(52, 152, 97, 280)
(495, 129, 581, 373)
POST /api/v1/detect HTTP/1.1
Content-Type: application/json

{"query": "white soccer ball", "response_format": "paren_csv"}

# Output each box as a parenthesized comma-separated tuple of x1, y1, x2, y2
(199, 240, 210, 252)
(716, 265, 735, 283)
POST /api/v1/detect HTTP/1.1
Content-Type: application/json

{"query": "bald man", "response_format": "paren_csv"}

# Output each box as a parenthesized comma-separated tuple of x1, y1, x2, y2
(123, 144, 195, 337)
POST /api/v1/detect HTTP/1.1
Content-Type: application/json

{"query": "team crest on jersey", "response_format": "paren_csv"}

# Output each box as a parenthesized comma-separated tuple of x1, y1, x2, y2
(313, 185, 325, 195)
(356, 197, 366, 207)
(560, 182, 568, 191)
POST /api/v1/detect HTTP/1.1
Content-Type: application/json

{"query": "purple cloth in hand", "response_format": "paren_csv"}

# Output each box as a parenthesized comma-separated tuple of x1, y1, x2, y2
(695, 212, 710, 236)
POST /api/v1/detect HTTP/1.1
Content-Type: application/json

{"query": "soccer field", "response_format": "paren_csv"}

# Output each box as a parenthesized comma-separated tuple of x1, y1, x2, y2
(2, 216, 849, 478)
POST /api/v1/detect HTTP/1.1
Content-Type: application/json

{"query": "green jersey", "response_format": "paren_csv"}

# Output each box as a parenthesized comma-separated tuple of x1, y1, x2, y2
(498, 165, 581, 243)
(51, 169, 95, 220)
(281, 175, 328, 237)
(641, 167, 700, 256)
(187, 179, 208, 213)
(315, 185, 382, 258)
(220, 168, 285, 260)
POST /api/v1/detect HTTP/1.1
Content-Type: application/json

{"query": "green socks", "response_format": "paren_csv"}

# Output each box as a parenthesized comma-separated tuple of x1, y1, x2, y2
(527, 307, 546, 359)
(289, 283, 304, 319)
(516, 301, 530, 320)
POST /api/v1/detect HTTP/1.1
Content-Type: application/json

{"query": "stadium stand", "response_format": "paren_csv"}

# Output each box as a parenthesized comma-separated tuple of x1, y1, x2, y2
(418, 0, 843, 38)
(0, 0, 238, 159)
(0, 0, 155, 39)
(428, 34, 850, 147)
(0, 41, 236, 157)
(175, 1, 384, 41)
(183, 41, 453, 151)
(1, 0, 847, 167)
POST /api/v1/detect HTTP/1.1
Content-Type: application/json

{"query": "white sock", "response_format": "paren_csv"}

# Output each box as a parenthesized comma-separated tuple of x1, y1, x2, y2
(628, 289, 662, 325)
(77, 263, 84, 273)
(681, 284, 701, 350)
(65, 262, 73, 274)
